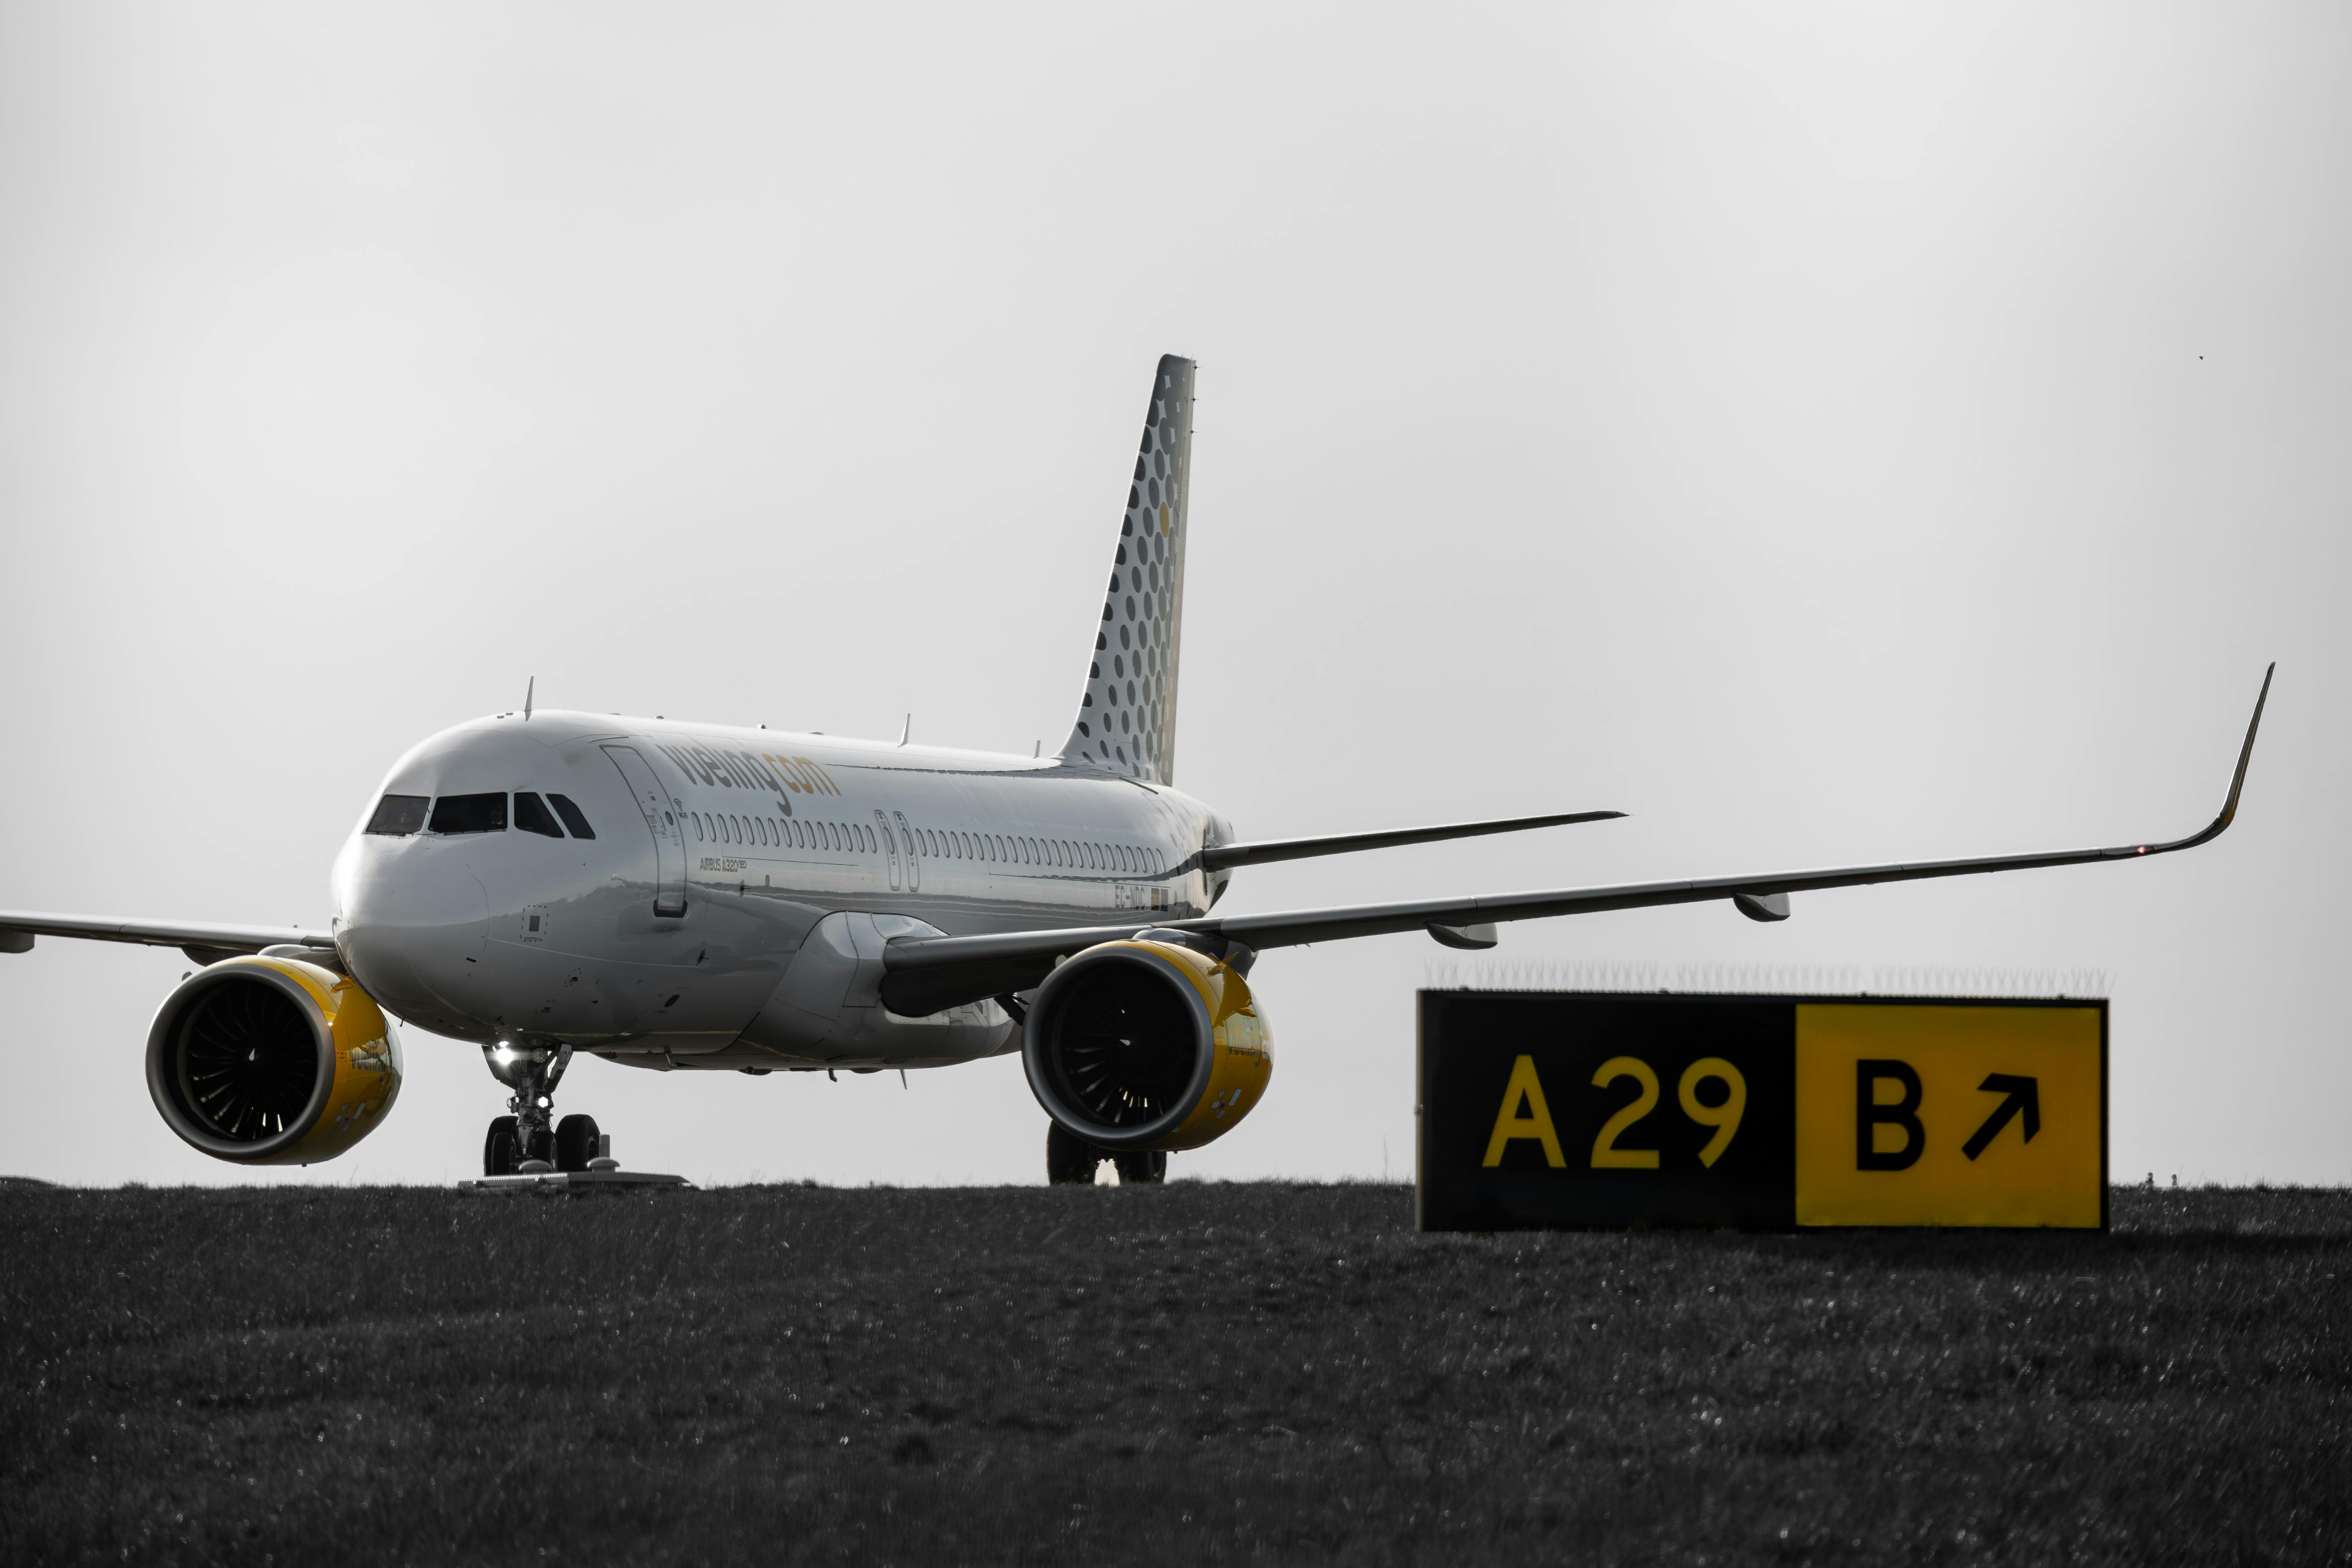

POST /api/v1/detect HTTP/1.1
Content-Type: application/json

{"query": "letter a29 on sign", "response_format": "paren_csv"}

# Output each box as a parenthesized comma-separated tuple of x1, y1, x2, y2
(1416, 991, 2107, 1232)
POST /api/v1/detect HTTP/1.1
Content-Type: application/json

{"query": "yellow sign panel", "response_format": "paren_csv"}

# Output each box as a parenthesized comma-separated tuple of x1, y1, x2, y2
(1794, 1004, 2104, 1228)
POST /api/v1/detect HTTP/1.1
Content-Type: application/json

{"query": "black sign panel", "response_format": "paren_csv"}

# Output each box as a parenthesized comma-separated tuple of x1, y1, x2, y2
(1418, 991, 1795, 1230)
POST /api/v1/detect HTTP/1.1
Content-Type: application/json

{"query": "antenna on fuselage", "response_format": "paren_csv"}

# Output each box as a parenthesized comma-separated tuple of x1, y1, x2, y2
(898, 714, 911, 747)
(523, 676, 534, 721)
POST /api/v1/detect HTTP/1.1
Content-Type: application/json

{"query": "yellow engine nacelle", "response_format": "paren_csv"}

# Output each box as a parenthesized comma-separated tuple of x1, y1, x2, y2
(1022, 939, 1272, 1152)
(145, 956, 404, 1165)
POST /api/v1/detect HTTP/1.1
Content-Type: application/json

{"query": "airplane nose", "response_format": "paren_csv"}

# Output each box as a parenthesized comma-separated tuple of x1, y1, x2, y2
(337, 839, 492, 1032)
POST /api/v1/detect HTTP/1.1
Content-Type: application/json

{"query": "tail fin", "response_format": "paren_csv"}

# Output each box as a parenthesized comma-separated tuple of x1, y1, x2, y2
(1058, 354, 1195, 784)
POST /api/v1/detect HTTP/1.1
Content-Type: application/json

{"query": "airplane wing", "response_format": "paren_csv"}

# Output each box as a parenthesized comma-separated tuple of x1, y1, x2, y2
(1199, 808, 1624, 872)
(0, 911, 336, 966)
(879, 665, 2273, 1017)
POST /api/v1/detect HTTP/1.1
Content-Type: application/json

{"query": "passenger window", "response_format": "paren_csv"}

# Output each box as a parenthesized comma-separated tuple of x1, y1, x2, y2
(514, 792, 564, 838)
(429, 793, 507, 835)
(862, 824, 876, 852)
(547, 794, 595, 839)
(364, 794, 429, 836)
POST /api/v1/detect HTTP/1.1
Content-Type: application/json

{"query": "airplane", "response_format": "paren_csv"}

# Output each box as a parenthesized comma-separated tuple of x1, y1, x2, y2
(0, 356, 2274, 1185)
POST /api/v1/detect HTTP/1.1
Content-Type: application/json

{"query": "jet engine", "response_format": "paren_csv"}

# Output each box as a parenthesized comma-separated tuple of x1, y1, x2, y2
(1022, 938, 1271, 1152)
(146, 956, 404, 1165)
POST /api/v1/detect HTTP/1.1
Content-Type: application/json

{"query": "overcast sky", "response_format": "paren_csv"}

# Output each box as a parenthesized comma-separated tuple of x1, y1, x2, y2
(2, 2, 2346, 1188)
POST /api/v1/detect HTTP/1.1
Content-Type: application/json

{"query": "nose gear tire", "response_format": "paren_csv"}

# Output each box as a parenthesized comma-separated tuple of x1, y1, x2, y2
(484, 1115, 520, 1176)
(555, 1114, 602, 1173)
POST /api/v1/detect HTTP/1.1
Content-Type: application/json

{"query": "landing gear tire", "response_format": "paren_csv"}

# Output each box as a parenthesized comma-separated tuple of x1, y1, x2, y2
(484, 1115, 521, 1176)
(1113, 1149, 1167, 1186)
(1046, 1122, 1102, 1185)
(555, 1114, 602, 1173)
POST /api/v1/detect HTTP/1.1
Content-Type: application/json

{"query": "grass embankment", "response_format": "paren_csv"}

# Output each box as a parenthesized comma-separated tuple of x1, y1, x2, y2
(2, 1183, 2347, 1565)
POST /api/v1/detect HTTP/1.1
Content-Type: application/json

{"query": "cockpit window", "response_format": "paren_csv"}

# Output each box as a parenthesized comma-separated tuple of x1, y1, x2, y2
(547, 794, 595, 839)
(514, 792, 564, 838)
(430, 792, 508, 835)
(365, 794, 429, 836)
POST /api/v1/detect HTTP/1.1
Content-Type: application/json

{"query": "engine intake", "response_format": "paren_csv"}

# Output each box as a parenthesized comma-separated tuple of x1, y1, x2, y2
(146, 956, 404, 1165)
(1022, 939, 1272, 1152)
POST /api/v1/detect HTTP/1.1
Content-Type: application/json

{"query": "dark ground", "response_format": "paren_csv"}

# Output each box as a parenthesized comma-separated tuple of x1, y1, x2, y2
(2, 1181, 2347, 1566)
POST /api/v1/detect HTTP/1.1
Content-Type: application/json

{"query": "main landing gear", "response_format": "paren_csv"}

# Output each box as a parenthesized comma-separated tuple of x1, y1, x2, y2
(481, 1041, 609, 1176)
(1046, 1122, 1166, 1186)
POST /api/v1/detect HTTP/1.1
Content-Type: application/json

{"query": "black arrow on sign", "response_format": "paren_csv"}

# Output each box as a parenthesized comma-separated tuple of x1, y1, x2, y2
(1962, 1074, 2041, 1161)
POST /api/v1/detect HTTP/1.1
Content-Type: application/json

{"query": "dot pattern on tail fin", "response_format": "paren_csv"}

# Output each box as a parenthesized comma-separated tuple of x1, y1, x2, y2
(1060, 356, 1193, 787)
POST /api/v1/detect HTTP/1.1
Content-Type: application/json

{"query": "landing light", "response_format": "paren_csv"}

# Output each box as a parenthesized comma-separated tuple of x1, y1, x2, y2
(493, 1042, 516, 1065)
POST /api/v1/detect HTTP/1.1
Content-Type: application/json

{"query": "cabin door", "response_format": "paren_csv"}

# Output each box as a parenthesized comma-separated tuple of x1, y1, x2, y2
(893, 810, 921, 893)
(875, 810, 901, 891)
(603, 745, 690, 917)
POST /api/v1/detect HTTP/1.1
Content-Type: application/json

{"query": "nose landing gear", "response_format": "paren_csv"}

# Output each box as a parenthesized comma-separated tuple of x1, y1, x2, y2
(481, 1042, 608, 1176)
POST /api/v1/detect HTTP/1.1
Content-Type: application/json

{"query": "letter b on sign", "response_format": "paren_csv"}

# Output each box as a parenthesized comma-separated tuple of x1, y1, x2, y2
(1855, 1059, 1924, 1170)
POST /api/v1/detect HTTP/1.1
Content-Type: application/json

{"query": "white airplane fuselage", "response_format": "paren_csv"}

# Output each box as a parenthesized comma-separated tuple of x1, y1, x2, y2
(332, 710, 1235, 1072)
